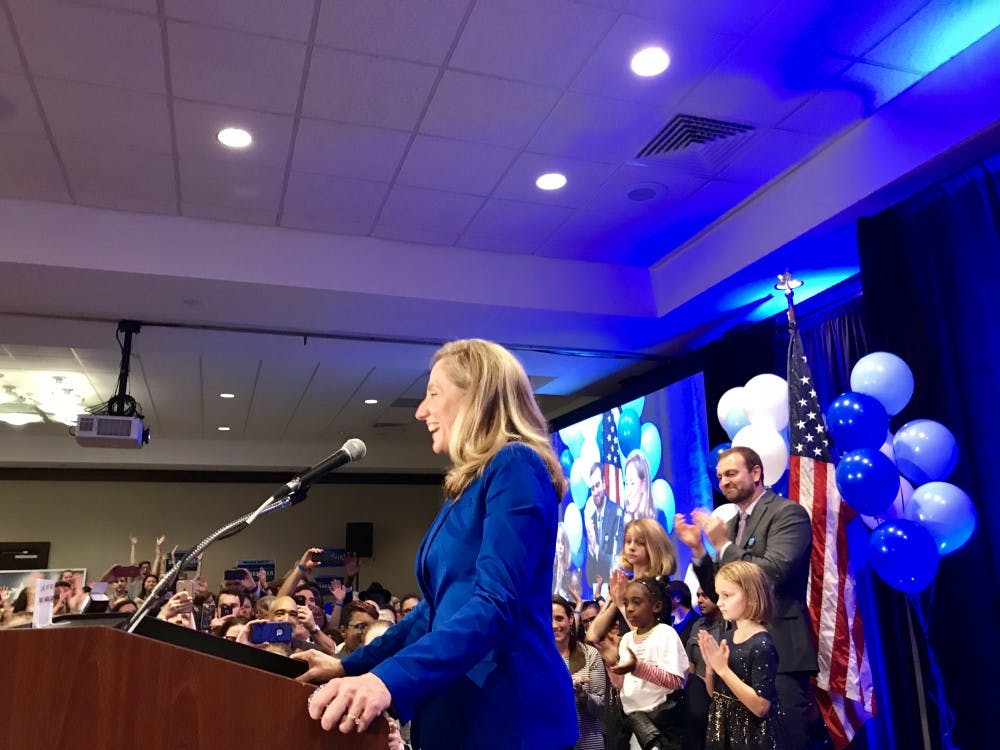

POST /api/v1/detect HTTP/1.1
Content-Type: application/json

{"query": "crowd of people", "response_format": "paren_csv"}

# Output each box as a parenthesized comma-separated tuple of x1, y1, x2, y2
(2, 335, 822, 750)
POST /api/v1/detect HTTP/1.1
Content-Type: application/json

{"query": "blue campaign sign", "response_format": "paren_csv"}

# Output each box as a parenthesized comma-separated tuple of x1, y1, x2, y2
(237, 559, 276, 581)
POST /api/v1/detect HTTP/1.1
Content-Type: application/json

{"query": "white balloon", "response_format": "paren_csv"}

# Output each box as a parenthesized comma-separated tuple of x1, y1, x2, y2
(563, 502, 583, 554)
(716, 387, 747, 432)
(577, 414, 603, 445)
(579, 439, 600, 470)
(732, 423, 789, 486)
(712, 503, 740, 523)
(743, 373, 789, 431)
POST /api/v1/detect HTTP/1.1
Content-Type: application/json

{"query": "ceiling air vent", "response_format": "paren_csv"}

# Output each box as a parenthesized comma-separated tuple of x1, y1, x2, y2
(635, 114, 757, 175)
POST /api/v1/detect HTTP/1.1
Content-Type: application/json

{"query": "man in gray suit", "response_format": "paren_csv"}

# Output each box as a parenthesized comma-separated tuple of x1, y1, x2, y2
(675, 446, 820, 750)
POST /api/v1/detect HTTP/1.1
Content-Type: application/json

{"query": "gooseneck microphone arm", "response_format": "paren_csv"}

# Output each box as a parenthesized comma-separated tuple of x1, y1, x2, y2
(122, 438, 367, 634)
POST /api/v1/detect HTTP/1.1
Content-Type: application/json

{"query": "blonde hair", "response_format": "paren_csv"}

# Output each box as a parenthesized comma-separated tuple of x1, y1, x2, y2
(715, 561, 774, 624)
(623, 449, 655, 520)
(555, 521, 571, 571)
(434, 339, 567, 501)
(620, 517, 677, 577)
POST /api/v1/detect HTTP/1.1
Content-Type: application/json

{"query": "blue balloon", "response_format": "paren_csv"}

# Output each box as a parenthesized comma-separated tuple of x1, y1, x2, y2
(722, 407, 750, 440)
(622, 396, 645, 420)
(868, 519, 939, 593)
(835, 449, 899, 516)
(904, 481, 977, 555)
(892, 419, 959, 485)
(850, 352, 914, 416)
(618, 408, 641, 455)
(640, 422, 662, 478)
(559, 449, 573, 478)
(707, 443, 731, 494)
(826, 391, 889, 452)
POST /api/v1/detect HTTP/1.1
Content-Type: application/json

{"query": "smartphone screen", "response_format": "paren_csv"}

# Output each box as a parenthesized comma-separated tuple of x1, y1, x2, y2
(223, 568, 244, 581)
(250, 621, 292, 644)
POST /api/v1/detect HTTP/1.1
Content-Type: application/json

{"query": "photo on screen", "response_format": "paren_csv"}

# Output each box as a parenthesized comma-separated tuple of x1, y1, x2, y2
(550, 372, 713, 601)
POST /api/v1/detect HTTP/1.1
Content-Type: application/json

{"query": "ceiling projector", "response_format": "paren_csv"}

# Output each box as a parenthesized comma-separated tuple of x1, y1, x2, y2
(74, 414, 151, 448)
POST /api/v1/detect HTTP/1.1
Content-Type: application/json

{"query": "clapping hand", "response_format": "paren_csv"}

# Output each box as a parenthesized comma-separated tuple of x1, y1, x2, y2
(608, 569, 629, 606)
(698, 629, 729, 676)
(608, 645, 638, 675)
(0, 585, 10, 605)
(692, 508, 730, 549)
(257, 568, 268, 588)
(674, 513, 705, 555)
(329, 578, 347, 604)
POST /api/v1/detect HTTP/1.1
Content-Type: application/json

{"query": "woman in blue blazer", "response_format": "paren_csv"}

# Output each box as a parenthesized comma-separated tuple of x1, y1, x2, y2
(303, 339, 578, 749)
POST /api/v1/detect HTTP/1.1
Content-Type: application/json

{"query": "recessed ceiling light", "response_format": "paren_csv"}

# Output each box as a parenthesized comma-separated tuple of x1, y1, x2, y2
(219, 393, 235, 399)
(217, 426, 231, 431)
(364, 399, 378, 405)
(630, 47, 670, 77)
(217, 127, 252, 149)
(535, 172, 567, 191)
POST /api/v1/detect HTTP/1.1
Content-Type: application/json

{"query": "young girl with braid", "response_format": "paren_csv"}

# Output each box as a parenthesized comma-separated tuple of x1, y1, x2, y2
(600, 576, 690, 750)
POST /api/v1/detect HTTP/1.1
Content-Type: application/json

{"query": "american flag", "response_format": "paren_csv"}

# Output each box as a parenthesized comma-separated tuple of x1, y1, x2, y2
(787, 323, 876, 749)
(602, 411, 624, 508)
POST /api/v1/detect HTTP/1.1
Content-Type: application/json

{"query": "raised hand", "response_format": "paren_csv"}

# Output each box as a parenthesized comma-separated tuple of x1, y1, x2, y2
(674, 513, 706, 556)
(693, 508, 729, 550)
(155, 534, 166, 547)
(298, 547, 324, 572)
(329, 579, 347, 604)
(257, 568, 268, 587)
(129, 535, 138, 546)
(596, 634, 620, 667)
(0, 585, 10, 604)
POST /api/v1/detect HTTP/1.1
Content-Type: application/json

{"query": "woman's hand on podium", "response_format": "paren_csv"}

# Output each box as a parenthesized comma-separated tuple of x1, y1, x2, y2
(306, 672, 391, 734)
(291, 649, 344, 683)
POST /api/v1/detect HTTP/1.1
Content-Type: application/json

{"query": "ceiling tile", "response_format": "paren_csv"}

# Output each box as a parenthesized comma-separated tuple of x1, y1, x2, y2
(303, 47, 438, 130)
(0, 133, 69, 202)
(754, 0, 929, 59)
(863, 0, 1000, 74)
(420, 70, 561, 148)
(528, 91, 663, 164)
(0, 12, 22, 73)
(316, 0, 468, 66)
(570, 13, 740, 108)
(586, 162, 707, 213)
(168, 20, 306, 113)
(717, 128, 823, 184)
(166, 0, 315, 42)
(62, 140, 176, 205)
(779, 62, 922, 135)
(464, 198, 573, 243)
(76, 193, 176, 215)
(450, 0, 616, 88)
(537, 208, 659, 264)
(679, 38, 850, 127)
(283, 171, 389, 224)
(0, 73, 44, 134)
(78, 1, 158, 12)
(36, 78, 171, 153)
(183, 202, 277, 227)
(625, 0, 779, 35)
(292, 118, 410, 182)
(280, 213, 372, 236)
(454, 234, 540, 255)
(174, 99, 293, 167)
(396, 135, 516, 195)
(492, 152, 616, 208)
(372, 225, 460, 247)
(377, 184, 484, 234)
(9, 0, 165, 92)
(179, 157, 284, 212)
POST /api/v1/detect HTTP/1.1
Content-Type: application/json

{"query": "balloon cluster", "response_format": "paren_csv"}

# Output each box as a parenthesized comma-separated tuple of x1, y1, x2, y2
(826, 352, 975, 594)
(556, 398, 672, 564)
(714, 374, 791, 486)
(710, 351, 976, 595)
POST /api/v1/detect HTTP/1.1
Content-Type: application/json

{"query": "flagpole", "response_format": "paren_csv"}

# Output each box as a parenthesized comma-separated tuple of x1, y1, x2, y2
(775, 271, 801, 328)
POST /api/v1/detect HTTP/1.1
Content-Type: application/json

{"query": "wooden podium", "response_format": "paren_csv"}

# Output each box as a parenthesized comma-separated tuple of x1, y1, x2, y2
(0, 624, 388, 750)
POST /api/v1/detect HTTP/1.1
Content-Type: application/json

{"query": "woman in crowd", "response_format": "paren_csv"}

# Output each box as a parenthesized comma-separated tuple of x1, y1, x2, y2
(554, 521, 583, 602)
(554, 595, 607, 750)
(297, 338, 578, 749)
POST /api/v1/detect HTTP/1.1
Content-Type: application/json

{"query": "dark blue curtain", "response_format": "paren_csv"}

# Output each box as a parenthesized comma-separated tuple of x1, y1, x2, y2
(857, 153, 1000, 750)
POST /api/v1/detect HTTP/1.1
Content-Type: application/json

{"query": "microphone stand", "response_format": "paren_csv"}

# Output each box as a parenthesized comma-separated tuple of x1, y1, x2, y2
(122, 486, 308, 634)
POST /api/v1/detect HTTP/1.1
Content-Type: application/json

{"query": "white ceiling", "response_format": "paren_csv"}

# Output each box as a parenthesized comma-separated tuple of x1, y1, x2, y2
(1, 0, 998, 472)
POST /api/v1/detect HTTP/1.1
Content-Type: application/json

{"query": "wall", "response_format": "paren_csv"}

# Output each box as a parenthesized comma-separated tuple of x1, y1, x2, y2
(0, 478, 443, 598)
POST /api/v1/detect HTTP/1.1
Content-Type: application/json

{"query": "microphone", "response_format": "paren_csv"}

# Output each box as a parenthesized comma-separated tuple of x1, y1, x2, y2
(269, 438, 367, 504)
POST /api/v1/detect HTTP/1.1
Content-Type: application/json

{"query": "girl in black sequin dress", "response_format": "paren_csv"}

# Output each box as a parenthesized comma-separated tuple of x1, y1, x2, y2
(698, 561, 785, 750)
